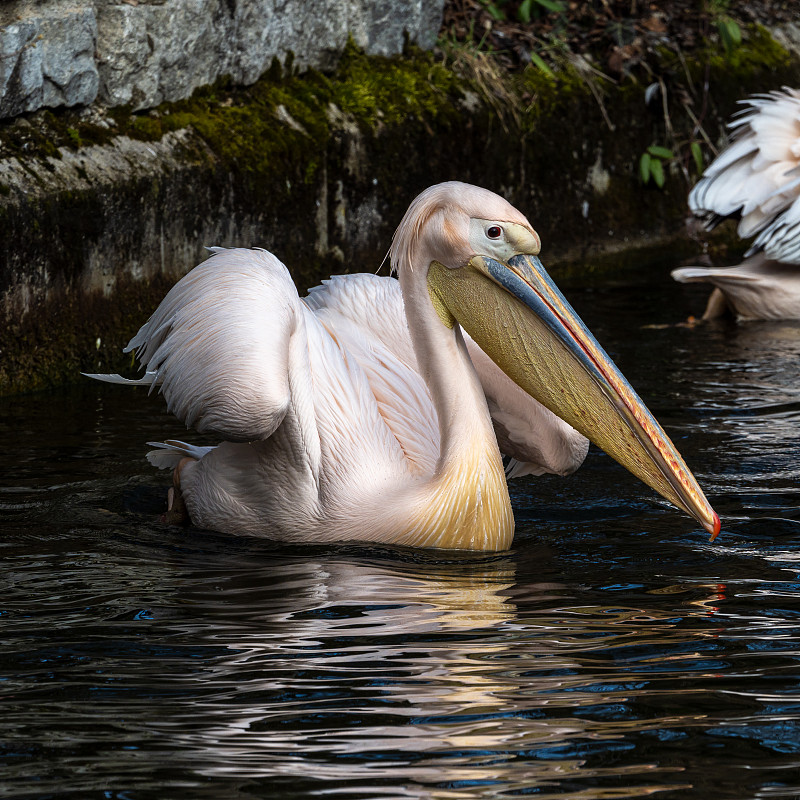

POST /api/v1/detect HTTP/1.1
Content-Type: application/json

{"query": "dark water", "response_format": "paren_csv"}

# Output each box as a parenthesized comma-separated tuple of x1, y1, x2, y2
(2, 271, 800, 799)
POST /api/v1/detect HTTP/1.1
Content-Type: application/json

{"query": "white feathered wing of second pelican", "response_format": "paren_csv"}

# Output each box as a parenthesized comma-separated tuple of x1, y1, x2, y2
(90, 182, 719, 548)
(674, 87, 800, 319)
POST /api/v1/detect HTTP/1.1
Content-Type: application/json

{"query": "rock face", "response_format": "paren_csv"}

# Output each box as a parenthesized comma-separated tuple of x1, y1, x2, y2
(0, 3, 99, 117)
(0, 0, 444, 117)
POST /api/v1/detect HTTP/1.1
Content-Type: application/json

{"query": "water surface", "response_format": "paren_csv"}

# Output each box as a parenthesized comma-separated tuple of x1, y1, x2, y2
(2, 270, 800, 799)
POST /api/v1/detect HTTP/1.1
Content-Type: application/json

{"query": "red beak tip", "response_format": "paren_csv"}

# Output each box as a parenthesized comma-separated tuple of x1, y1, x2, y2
(708, 511, 722, 542)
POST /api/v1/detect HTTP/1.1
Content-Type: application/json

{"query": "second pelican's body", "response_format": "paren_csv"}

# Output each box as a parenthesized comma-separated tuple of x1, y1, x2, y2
(674, 87, 800, 319)
(92, 182, 719, 548)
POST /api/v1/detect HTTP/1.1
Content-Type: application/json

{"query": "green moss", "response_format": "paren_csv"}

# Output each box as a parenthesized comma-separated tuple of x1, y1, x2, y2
(66, 127, 82, 147)
(332, 41, 461, 127)
(519, 60, 592, 122)
(90, 43, 464, 205)
(129, 116, 163, 141)
(699, 24, 791, 75)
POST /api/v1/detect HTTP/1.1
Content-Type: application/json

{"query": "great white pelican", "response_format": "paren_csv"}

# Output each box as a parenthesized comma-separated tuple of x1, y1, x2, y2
(673, 87, 800, 320)
(90, 182, 720, 549)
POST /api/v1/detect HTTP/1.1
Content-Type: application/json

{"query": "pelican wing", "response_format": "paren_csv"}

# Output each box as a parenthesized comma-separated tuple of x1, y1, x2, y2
(689, 87, 800, 263)
(306, 274, 439, 475)
(121, 248, 301, 442)
(306, 273, 588, 478)
(752, 193, 800, 263)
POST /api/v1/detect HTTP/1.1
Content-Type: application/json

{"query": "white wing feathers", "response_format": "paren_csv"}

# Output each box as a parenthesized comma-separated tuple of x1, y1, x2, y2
(689, 87, 800, 264)
(306, 273, 589, 478)
(84, 370, 162, 387)
(124, 248, 298, 442)
(146, 440, 216, 469)
(94, 254, 587, 480)
(306, 273, 417, 367)
(307, 274, 439, 475)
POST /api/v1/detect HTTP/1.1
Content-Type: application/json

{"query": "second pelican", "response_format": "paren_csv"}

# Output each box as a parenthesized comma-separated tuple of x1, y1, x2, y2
(90, 182, 720, 548)
(674, 87, 800, 320)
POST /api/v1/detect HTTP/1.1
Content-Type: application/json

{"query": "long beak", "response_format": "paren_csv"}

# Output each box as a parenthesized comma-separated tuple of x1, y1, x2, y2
(427, 254, 721, 540)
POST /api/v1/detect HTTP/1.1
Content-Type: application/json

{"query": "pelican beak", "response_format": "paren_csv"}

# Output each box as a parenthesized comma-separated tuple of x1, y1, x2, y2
(428, 253, 721, 540)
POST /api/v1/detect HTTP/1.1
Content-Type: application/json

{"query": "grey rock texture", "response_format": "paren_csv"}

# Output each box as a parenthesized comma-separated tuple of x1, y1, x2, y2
(0, 0, 445, 117)
(0, 3, 99, 117)
(773, 23, 800, 61)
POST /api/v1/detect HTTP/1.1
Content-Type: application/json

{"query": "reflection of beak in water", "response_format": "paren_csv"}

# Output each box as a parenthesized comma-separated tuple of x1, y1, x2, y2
(650, 581, 727, 616)
(139, 552, 727, 796)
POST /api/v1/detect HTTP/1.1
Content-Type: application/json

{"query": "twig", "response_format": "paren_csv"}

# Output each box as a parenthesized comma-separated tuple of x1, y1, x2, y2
(683, 101, 719, 157)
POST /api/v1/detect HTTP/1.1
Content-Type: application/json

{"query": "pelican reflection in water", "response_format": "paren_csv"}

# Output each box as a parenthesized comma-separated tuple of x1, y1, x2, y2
(90, 182, 719, 546)
(134, 550, 727, 795)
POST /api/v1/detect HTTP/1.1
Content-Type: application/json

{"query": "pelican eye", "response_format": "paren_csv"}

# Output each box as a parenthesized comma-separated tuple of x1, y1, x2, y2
(486, 225, 503, 239)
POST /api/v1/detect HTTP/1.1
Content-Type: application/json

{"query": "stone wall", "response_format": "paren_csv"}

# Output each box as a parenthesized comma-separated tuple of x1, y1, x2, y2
(0, 0, 444, 117)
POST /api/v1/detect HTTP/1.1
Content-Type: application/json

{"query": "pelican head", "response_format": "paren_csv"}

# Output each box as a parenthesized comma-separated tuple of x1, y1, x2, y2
(392, 182, 720, 539)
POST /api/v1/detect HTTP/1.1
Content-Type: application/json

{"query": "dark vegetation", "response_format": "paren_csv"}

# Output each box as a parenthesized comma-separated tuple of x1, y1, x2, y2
(442, 0, 794, 73)
(439, 0, 797, 188)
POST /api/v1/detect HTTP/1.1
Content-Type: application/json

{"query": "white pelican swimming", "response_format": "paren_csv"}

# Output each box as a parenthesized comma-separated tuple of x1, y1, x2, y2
(673, 87, 800, 319)
(91, 182, 720, 548)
